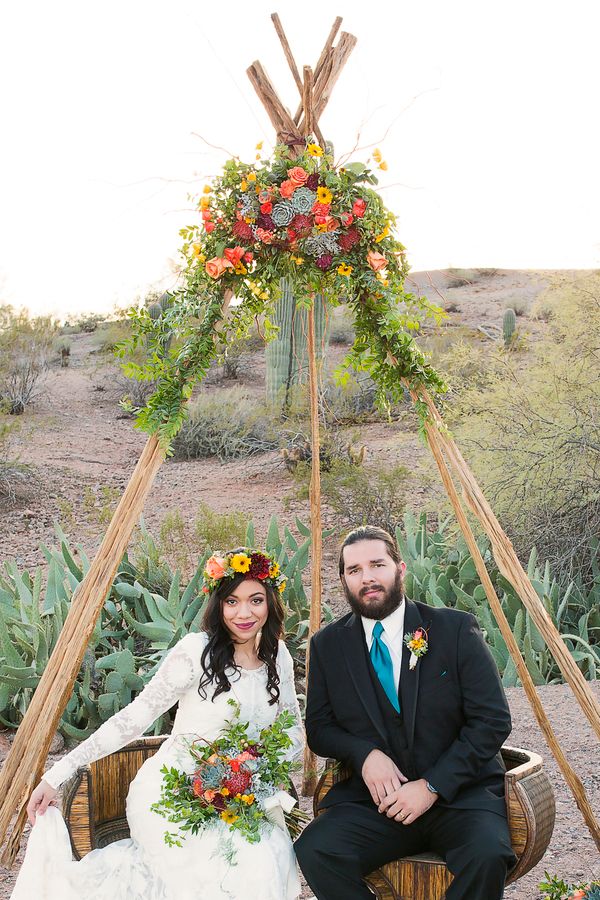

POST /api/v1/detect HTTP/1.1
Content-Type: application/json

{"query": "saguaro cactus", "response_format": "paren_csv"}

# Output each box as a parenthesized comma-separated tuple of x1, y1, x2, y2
(503, 308, 516, 347)
(265, 279, 329, 409)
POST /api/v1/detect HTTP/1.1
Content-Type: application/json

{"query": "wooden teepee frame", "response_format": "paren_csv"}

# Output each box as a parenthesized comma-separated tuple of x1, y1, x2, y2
(0, 14, 598, 866)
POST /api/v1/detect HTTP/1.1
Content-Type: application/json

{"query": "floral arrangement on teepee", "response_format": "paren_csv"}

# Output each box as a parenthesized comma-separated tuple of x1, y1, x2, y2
(119, 139, 445, 445)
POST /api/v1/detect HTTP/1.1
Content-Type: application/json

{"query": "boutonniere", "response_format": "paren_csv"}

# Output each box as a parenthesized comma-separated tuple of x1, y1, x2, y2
(404, 628, 429, 670)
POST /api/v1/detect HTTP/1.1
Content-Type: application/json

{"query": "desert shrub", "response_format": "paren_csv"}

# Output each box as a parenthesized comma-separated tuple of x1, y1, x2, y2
(329, 313, 355, 346)
(0, 417, 32, 501)
(53, 335, 71, 367)
(450, 272, 600, 586)
(194, 502, 250, 550)
(446, 268, 498, 289)
(61, 312, 107, 334)
(506, 299, 529, 317)
(293, 459, 409, 534)
(157, 505, 251, 575)
(0, 306, 57, 414)
(172, 388, 280, 461)
(93, 320, 132, 353)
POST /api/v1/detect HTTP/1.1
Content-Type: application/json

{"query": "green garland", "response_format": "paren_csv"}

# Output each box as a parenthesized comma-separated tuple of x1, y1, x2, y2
(118, 139, 446, 447)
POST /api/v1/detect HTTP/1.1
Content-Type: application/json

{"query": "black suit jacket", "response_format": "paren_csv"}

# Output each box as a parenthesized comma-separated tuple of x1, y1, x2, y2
(306, 599, 512, 815)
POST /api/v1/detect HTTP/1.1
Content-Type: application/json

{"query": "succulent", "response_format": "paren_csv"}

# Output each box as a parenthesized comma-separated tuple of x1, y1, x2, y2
(148, 303, 162, 320)
(503, 307, 516, 346)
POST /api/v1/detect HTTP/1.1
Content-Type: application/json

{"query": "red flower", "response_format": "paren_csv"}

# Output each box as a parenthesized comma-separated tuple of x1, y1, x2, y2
(204, 222, 215, 233)
(291, 214, 312, 234)
(211, 792, 226, 811)
(233, 221, 254, 242)
(352, 198, 367, 218)
(248, 553, 271, 580)
(260, 201, 273, 215)
(224, 246, 245, 266)
(222, 769, 252, 796)
(340, 212, 354, 227)
(312, 202, 331, 217)
(306, 173, 319, 191)
(338, 227, 361, 251)
(316, 254, 333, 270)
(243, 251, 253, 263)
(229, 759, 241, 773)
(192, 775, 203, 798)
(201, 210, 212, 222)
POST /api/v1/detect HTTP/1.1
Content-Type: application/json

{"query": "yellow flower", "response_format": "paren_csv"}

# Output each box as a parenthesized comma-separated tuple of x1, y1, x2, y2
(316, 223, 328, 233)
(221, 788, 230, 796)
(259, 291, 269, 300)
(255, 141, 263, 150)
(291, 255, 304, 266)
(307, 143, 323, 157)
(241, 180, 248, 191)
(372, 148, 382, 163)
(241, 793, 255, 805)
(199, 197, 210, 210)
(316, 186, 333, 204)
(379, 161, 388, 171)
(279, 580, 287, 594)
(191, 243, 204, 260)
(221, 810, 239, 825)
(234, 263, 247, 275)
(202, 185, 211, 194)
(230, 553, 251, 573)
(247, 172, 257, 182)
(269, 563, 280, 577)
(375, 226, 390, 243)
(337, 263, 353, 277)
(255, 153, 261, 160)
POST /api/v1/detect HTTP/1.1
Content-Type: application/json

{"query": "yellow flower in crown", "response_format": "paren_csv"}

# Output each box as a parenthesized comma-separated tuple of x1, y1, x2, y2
(307, 143, 324, 157)
(220, 810, 239, 825)
(337, 263, 353, 277)
(316, 186, 333, 204)
(230, 553, 251, 573)
(269, 562, 280, 578)
(279, 580, 287, 594)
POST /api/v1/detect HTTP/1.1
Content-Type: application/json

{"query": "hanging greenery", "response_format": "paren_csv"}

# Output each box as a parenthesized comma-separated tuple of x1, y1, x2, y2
(118, 139, 446, 447)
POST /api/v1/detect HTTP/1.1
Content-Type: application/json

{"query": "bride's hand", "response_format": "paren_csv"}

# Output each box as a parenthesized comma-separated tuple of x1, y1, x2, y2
(27, 780, 58, 826)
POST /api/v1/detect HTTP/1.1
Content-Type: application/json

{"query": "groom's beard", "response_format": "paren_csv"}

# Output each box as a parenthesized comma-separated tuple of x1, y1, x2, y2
(343, 569, 404, 620)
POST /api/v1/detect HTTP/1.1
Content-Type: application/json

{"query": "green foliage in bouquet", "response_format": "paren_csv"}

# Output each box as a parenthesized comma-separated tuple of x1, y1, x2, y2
(151, 703, 297, 846)
(117, 140, 445, 447)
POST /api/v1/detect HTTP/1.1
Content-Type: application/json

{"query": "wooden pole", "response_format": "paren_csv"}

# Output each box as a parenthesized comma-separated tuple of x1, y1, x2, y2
(423, 419, 600, 851)
(413, 384, 600, 745)
(0, 435, 165, 864)
(293, 17, 343, 124)
(302, 300, 324, 795)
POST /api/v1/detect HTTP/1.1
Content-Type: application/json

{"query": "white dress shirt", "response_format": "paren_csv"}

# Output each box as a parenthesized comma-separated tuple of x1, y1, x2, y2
(361, 602, 406, 694)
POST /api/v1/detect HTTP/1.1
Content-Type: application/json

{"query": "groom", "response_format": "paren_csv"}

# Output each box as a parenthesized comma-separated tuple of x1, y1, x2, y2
(295, 525, 516, 900)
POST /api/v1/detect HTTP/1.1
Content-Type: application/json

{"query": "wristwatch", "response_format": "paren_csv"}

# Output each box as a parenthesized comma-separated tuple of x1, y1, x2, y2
(426, 781, 439, 795)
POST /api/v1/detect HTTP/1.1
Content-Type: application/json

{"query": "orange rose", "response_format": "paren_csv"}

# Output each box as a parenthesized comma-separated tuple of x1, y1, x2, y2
(205, 555, 227, 579)
(279, 179, 295, 199)
(288, 166, 308, 186)
(367, 250, 388, 272)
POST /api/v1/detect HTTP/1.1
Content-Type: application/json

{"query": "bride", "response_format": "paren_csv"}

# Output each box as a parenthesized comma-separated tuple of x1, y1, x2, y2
(13, 548, 304, 900)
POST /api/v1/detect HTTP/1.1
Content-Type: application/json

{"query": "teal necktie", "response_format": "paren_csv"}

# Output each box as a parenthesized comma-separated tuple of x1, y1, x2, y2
(370, 621, 400, 712)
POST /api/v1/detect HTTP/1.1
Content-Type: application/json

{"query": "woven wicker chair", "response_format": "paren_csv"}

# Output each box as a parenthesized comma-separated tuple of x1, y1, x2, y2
(312, 745, 555, 900)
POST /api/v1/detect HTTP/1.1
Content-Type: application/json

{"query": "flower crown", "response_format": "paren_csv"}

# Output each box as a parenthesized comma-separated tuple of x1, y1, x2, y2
(202, 549, 286, 595)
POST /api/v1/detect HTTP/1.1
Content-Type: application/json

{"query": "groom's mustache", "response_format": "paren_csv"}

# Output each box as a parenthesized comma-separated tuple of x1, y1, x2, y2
(359, 584, 385, 597)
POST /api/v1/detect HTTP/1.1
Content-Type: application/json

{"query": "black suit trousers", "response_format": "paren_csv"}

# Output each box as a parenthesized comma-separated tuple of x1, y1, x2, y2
(295, 799, 516, 900)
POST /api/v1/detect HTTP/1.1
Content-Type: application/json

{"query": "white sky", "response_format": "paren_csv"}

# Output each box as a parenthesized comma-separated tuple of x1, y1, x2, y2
(1, 0, 599, 319)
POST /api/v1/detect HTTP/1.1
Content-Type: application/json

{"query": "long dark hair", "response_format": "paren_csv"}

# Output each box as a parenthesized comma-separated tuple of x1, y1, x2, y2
(198, 571, 285, 705)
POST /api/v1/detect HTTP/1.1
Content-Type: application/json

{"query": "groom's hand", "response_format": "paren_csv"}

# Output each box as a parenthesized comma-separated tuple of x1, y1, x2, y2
(377, 778, 438, 824)
(361, 749, 408, 805)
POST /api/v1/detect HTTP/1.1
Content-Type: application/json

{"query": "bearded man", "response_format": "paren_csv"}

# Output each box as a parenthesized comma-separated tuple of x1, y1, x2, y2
(295, 525, 516, 900)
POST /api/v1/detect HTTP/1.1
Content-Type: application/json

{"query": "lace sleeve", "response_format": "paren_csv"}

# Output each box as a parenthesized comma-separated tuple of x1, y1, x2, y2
(43, 632, 204, 789)
(276, 641, 304, 762)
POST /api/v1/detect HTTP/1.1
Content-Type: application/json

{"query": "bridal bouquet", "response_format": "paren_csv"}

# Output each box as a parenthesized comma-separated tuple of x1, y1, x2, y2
(151, 703, 302, 847)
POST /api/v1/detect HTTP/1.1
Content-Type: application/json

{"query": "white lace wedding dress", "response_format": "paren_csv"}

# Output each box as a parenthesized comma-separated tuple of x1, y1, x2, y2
(12, 632, 304, 900)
